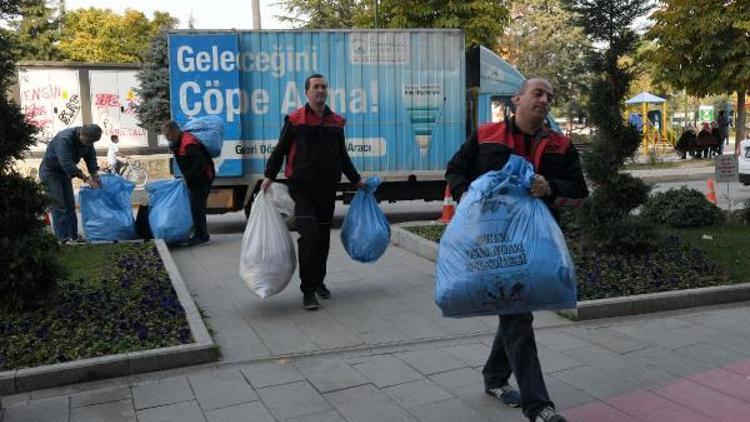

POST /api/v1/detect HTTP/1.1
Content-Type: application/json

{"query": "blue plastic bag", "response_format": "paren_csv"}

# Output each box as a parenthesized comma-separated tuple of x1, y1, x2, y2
(182, 115, 224, 158)
(146, 179, 193, 243)
(80, 174, 136, 241)
(435, 155, 577, 318)
(341, 176, 391, 263)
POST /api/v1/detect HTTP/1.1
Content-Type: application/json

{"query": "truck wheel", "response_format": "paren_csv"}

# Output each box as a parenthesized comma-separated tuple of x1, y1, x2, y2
(243, 198, 253, 219)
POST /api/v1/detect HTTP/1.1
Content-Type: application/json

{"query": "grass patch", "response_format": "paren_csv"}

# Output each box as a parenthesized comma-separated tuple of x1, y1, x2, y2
(402, 221, 744, 301)
(671, 223, 750, 284)
(0, 242, 192, 371)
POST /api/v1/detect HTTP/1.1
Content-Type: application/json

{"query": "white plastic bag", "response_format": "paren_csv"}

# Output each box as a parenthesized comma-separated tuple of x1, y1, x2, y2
(239, 191, 296, 298)
(267, 183, 295, 217)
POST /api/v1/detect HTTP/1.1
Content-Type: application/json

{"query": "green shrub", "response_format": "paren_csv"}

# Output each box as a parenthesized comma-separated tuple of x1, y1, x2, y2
(741, 199, 750, 224)
(0, 16, 63, 312)
(642, 187, 723, 228)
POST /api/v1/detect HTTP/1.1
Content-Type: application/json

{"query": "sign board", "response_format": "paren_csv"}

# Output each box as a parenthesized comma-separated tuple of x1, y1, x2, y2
(715, 155, 738, 183)
(699, 105, 714, 123)
(168, 31, 465, 178)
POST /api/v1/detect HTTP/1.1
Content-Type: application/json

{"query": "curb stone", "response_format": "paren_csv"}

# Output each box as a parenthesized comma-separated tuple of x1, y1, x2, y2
(0, 239, 218, 395)
(391, 223, 750, 321)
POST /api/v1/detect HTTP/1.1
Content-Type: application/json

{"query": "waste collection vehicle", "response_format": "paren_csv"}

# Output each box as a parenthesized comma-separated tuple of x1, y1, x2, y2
(168, 29, 552, 215)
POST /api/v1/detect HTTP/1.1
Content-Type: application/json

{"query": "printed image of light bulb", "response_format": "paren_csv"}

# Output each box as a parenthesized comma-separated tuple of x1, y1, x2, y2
(403, 84, 443, 157)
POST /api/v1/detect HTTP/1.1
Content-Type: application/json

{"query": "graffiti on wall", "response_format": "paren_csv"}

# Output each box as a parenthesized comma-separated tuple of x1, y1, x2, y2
(19, 69, 82, 148)
(89, 71, 148, 146)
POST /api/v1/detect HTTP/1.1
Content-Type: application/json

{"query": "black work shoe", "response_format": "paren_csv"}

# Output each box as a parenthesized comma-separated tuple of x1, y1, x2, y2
(303, 293, 319, 311)
(531, 406, 566, 422)
(188, 235, 211, 246)
(486, 384, 521, 408)
(316, 284, 331, 299)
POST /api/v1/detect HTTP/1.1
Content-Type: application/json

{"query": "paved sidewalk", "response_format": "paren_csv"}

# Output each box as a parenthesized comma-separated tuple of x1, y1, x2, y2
(2, 232, 750, 421)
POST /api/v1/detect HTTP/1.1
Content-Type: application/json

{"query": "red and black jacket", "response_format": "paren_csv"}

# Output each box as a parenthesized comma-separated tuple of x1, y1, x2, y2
(174, 132, 215, 186)
(445, 118, 588, 209)
(264, 104, 361, 187)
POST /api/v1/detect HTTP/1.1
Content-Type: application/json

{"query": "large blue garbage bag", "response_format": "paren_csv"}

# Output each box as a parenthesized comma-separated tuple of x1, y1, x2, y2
(146, 179, 193, 243)
(341, 176, 391, 263)
(435, 155, 577, 318)
(80, 174, 136, 241)
(183, 115, 224, 158)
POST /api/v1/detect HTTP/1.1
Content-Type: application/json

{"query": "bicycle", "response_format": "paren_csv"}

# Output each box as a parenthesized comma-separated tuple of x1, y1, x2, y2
(108, 156, 149, 187)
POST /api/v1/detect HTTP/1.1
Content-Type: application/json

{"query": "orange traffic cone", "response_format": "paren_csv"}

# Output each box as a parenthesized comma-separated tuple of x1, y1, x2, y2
(706, 178, 717, 204)
(438, 185, 455, 224)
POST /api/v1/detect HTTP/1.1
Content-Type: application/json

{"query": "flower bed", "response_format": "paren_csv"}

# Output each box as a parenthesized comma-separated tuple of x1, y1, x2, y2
(0, 242, 192, 371)
(403, 221, 747, 301)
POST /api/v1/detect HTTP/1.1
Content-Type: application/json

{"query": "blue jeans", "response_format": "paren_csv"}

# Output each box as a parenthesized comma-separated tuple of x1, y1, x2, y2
(483, 313, 553, 418)
(40, 167, 78, 240)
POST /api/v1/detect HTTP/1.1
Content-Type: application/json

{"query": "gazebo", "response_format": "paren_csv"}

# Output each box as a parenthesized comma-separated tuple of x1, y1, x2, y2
(625, 92, 669, 154)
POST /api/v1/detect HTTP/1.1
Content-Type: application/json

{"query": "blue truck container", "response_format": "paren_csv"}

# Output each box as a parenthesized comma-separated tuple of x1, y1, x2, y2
(168, 30, 546, 215)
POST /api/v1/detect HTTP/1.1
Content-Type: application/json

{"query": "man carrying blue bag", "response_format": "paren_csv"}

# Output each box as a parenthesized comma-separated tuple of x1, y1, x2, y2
(444, 78, 588, 422)
(161, 120, 216, 246)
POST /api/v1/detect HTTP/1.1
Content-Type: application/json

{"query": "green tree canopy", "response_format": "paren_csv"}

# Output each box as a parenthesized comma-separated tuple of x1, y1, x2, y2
(502, 0, 592, 119)
(277, 0, 509, 49)
(10, 0, 64, 61)
(59, 8, 178, 63)
(563, 0, 657, 252)
(646, 0, 750, 144)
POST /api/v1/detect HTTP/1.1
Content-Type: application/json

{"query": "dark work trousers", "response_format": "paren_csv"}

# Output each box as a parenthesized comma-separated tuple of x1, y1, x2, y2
(289, 184, 336, 294)
(39, 166, 78, 240)
(483, 313, 553, 418)
(188, 180, 212, 239)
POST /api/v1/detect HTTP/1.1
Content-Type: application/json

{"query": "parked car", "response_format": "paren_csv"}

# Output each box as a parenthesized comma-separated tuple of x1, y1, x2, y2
(740, 139, 750, 185)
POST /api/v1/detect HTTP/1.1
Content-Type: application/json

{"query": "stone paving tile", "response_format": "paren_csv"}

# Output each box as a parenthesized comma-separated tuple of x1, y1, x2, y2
(677, 342, 750, 366)
(324, 384, 417, 422)
(257, 381, 331, 420)
(552, 366, 637, 400)
(69, 399, 135, 422)
(283, 410, 347, 422)
(679, 312, 750, 339)
(135, 400, 206, 422)
(537, 346, 584, 374)
(2, 397, 69, 422)
(724, 359, 750, 376)
(603, 389, 688, 418)
(534, 331, 592, 351)
(543, 375, 597, 410)
(627, 346, 714, 377)
(351, 355, 424, 388)
(188, 369, 257, 411)
(382, 379, 454, 409)
(428, 367, 483, 392)
(131, 376, 195, 410)
(437, 342, 491, 367)
(687, 368, 750, 402)
(205, 401, 275, 422)
(561, 401, 641, 422)
(448, 383, 525, 422)
(407, 397, 493, 422)
(395, 348, 469, 375)
(70, 386, 131, 408)
(293, 357, 368, 394)
(561, 344, 676, 387)
(565, 326, 651, 353)
(652, 378, 750, 421)
(240, 360, 305, 389)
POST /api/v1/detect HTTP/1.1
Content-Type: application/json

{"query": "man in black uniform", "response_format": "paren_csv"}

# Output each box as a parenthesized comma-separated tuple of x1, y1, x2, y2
(262, 74, 364, 311)
(39, 124, 102, 242)
(446, 78, 588, 422)
(161, 120, 215, 246)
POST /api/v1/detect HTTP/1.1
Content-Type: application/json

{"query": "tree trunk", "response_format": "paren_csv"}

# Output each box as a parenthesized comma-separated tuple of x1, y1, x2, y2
(736, 90, 746, 154)
(251, 0, 261, 29)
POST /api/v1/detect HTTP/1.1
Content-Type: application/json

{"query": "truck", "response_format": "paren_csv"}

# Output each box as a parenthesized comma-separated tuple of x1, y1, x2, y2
(167, 29, 551, 215)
